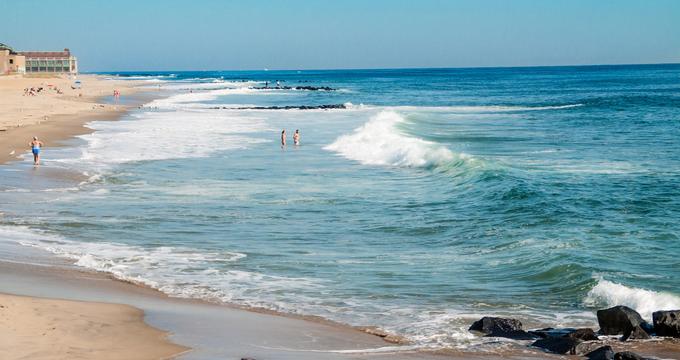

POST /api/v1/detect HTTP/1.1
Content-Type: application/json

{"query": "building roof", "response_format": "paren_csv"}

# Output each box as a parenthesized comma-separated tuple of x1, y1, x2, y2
(0, 43, 17, 54)
(19, 48, 72, 58)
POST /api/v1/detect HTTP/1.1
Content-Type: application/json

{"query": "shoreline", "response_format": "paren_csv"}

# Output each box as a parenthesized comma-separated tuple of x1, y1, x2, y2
(0, 74, 149, 165)
(0, 256, 560, 360)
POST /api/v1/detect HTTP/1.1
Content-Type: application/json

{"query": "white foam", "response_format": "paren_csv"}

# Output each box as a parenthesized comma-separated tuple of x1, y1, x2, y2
(1, 224, 605, 350)
(1, 225, 320, 307)
(158, 80, 261, 91)
(584, 279, 680, 320)
(68, 110, 269, 166)
(324, 110, 464, 168)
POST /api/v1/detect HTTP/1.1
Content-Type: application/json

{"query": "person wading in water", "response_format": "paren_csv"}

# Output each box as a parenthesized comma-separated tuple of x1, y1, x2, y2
(29, 136, 44, 165)
(293, 129, 300, 145)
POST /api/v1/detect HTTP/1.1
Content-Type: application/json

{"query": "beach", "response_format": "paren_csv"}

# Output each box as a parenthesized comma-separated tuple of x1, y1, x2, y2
(1, 67, 680, 360)
(0, 293, 189, 360)
(0, 74, 143, 164)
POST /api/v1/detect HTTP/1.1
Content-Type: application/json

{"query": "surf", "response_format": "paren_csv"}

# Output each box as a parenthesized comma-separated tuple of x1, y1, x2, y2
(325, 110, 470, 169)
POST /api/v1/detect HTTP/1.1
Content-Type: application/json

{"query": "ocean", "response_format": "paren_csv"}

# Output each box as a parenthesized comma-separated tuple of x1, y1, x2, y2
(1, 65, 680, 350)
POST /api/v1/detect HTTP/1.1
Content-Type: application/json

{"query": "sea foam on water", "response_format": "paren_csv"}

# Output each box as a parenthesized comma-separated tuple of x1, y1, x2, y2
(325, 110, 460, 168)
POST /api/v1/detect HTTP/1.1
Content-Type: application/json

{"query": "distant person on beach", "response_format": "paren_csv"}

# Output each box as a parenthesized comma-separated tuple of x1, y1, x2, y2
(293, 129, 300, 145)
(276, 80, 281, 88)
(29, 136, 44, 165)
(281, 129, 286, 146)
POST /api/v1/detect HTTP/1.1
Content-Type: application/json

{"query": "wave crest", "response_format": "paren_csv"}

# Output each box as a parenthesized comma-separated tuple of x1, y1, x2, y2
(324, 110, 466, 168)
(584, 279, 680, 320)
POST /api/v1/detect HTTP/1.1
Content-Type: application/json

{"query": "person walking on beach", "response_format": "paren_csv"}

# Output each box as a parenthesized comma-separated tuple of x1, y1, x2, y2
(29, 136, 44, 165)
(281, 129, 287, 146)
(293, 129, 300, 146)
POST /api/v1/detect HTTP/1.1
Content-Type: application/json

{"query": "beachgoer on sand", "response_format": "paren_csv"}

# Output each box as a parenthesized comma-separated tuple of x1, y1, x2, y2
(293, 129, 300, 145)
(29, 136, 44, 165)
(281, 129, 286, 146)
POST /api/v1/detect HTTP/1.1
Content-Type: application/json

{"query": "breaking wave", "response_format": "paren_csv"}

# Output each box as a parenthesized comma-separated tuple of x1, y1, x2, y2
(324, 110, 469, 168)
(584, 279, 680, 320)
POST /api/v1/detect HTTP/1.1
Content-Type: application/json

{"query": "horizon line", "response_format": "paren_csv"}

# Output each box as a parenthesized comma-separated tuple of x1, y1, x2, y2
(82, 61, 680, 74)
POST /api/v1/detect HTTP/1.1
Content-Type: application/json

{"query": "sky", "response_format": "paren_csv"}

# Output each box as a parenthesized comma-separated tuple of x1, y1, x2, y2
(2, 0, 679, 71)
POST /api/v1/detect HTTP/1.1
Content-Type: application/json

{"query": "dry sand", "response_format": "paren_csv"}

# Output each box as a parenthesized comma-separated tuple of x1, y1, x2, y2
(0, 293, 189, 360)
(0, 74, 144, 164)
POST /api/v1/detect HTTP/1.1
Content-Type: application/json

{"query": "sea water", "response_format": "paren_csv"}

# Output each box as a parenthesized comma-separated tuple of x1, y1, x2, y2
(1, 65, 680, 350)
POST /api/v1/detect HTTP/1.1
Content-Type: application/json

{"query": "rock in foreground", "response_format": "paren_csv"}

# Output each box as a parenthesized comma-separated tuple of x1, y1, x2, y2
(652, 310, 680, 337)
(597, 306, 645, 335)
(468, 316, 537, 340)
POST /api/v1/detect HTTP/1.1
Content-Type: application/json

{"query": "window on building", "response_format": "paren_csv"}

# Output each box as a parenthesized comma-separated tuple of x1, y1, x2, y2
(9, 59, 13, 64)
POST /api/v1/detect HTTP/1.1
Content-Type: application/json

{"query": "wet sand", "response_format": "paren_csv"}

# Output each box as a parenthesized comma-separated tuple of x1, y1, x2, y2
(0, 257, 564, 360)
(0, 292, 189, 360)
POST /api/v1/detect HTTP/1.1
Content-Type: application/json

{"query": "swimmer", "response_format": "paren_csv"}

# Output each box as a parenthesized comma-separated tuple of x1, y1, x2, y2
(29, 136, 44, 165)
(281, 129, 286, 146)
(293, 129, 300, 145)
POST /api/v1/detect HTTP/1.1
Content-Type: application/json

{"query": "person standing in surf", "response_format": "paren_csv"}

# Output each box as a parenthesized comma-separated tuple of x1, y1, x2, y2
(293, 129, 300, 146)
(29, 136, 44, 165)
(281, 129, 286, 146)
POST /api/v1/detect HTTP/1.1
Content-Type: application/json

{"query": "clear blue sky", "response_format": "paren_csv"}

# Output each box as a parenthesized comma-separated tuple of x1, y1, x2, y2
(2, 0, 679, 71)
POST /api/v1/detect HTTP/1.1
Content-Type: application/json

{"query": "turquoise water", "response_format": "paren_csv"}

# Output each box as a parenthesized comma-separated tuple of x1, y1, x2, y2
(1, 65, 680, 349)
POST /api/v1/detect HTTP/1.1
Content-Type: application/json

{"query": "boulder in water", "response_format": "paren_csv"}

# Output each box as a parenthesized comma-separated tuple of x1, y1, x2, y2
(469, 316, 537, 339)
(469, 316, 522, 334)
(652, 310, 680, 337)
(597, 306, 644, 335)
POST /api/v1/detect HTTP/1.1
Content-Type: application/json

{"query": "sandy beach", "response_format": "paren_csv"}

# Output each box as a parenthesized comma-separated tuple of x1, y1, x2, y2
(0, 74, 143, 164)
(0, 293, 189, 360)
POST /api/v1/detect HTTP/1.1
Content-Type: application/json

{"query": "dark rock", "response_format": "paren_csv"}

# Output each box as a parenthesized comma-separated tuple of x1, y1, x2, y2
(597, 306, 644, 335)
(532, 336, 581, 354)
(469, 316, 523, 334)
(211, 104, 347, 111)
(567, 328, 599, 341)
(653, 310, 680, 337)
(250, 85, 336, 91)
(621, 325, 651, 341)
(469, 316, 537, 340)
(585, 345, 615, 360)
(614, 351, 643, 360)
